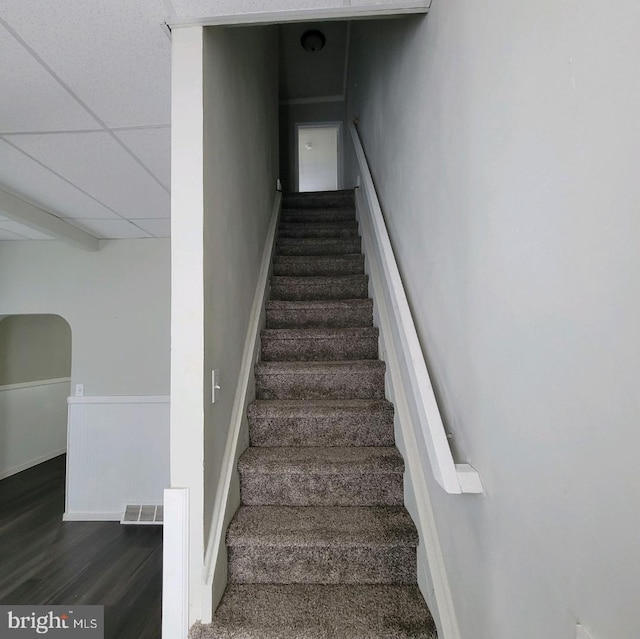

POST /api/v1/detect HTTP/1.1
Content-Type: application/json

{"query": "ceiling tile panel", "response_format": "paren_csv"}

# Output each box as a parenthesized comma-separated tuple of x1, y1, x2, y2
(115, 127, 171, 189)
(0, 139, 121, 219)
(67, 218, 153, 239)
(0, 24, 101, 133)
(6, 132, 170, 219)
(0, 0, 171, 128)
(129, 218, 171, 237)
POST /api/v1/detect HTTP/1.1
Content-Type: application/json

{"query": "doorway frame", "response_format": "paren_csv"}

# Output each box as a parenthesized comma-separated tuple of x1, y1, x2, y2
(295, 121, 344, 192)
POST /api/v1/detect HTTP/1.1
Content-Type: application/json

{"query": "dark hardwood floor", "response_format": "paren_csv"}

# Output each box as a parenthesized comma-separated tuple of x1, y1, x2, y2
(0, 455, 162, 639)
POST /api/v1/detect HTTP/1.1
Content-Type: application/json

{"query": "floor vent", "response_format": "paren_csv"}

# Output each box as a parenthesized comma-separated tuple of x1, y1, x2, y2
(121, 504, 163, 525)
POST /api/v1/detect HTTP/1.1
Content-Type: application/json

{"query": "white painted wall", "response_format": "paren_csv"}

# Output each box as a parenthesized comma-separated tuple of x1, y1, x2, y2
(0, 239, 170, 396)
(203, 23, 279, 612)
(65, 396, 169, 520)
(169, 24, 278, 627)
(170, 25, 206, 628)
(347, 4, 640, 639)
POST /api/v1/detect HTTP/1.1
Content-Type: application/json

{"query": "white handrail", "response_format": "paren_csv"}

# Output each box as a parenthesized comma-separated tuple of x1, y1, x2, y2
(349, 123, 482, 494)
(202, 191, 282, 591)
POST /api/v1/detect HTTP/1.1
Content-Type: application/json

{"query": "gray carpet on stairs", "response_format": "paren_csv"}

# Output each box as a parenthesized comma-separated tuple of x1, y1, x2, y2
(194, 190, 437, 639)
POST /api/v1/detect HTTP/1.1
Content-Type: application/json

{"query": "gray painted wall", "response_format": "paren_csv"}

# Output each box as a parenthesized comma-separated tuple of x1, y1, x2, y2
(347, 4, 640, 638)
(0, 239, 170, 395)
(0, 314, 71, 386)
(202, 23, 279, 606)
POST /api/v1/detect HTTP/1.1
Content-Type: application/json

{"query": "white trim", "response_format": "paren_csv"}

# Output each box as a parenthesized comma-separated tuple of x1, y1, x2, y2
(280, 95, 345, 106)
(201, 191, 282, 619)
(0, 377, 70, 392)
(163, 488, 190, 639)
(62, 511, 122, 522)
(67, 395, 170, 405)
(342, 22, 351, 99)
(349, 122, 482, 495)
(0, 448, 66, 481)
(168, 2, 431, 28)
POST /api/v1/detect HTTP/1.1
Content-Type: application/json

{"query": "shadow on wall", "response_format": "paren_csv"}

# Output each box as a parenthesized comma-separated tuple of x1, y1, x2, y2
(0, 314, 72, 480)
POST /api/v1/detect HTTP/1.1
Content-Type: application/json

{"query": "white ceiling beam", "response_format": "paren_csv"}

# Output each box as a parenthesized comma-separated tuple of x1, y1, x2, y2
(168, 1, 430, 28)
(0, 188, 100, 251)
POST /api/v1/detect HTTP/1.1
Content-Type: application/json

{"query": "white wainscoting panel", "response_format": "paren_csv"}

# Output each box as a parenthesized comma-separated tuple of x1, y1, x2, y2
(0, 378, 70, 480)
(64, 396, 170, 521)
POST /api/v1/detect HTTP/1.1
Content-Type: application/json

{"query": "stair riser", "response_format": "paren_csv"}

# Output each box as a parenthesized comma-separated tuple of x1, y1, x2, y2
(273, 258, 364, 277)
(240, 472, 404, 506)
(276, 239, 361, 256)
(228, 546, 416, 585)
(270, 277, 368, 301)
(266, 303, 373, 329)
(261, 336, 378, 361)
(249, 415, 394, 447)
(281, 210, 355, 223)
(278, 227, 358, 239)
(248, 409, 395, 447)
(283, 195, 355, 209)
(255, 370, 385, 400)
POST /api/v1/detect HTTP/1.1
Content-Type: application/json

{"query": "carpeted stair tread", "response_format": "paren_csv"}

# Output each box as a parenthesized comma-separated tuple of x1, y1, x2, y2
(270, 275, 368, 301)
(273, 255, 365, 276)
(226, 506, 418, 585)
(239, 447, 403, 506)
(247, 399, 395, 447)
(283, 190, 355, 209)
(278, 221, 359, 239)
(266, 299, 373, 328)
(261, 327, 378, 361)
(255, 359, 386, 400)
(191, 584, 437, 639)
(276, 237, 361, 256)
(238, 446, 403, 474)
(227, 506, 417, 547)
(280, 208, 355, 223)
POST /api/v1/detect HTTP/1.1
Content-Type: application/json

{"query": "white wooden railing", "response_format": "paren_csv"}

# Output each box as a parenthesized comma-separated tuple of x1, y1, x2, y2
(349, 122, 482, 495)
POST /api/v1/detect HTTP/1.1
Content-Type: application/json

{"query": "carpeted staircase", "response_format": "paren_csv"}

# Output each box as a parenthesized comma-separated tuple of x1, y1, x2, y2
(191, 190, 437, 639)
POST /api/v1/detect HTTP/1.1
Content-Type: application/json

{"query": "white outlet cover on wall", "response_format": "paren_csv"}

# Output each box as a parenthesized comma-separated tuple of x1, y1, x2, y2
(576, 624, 594, 639)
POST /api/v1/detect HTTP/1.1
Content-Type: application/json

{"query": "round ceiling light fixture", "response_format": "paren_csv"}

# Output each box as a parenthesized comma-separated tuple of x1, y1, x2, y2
(300, 29, 326, 53)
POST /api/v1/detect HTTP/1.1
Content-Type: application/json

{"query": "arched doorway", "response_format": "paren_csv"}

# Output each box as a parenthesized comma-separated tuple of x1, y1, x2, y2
(0, 313, 71, 479)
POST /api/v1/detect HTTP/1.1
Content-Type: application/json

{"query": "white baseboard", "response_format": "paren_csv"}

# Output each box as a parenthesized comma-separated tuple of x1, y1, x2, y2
(62, 511, 122, 521)
(0, 447, 67, 481)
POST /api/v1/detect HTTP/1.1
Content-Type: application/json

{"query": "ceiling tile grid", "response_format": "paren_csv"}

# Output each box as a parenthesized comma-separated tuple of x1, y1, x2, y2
(0, 0, 171, 241)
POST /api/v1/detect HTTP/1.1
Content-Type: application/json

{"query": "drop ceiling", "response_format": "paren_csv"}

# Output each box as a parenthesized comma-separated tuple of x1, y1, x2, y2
(0, 0, 171, 242)
(0, 0, 428, 243)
